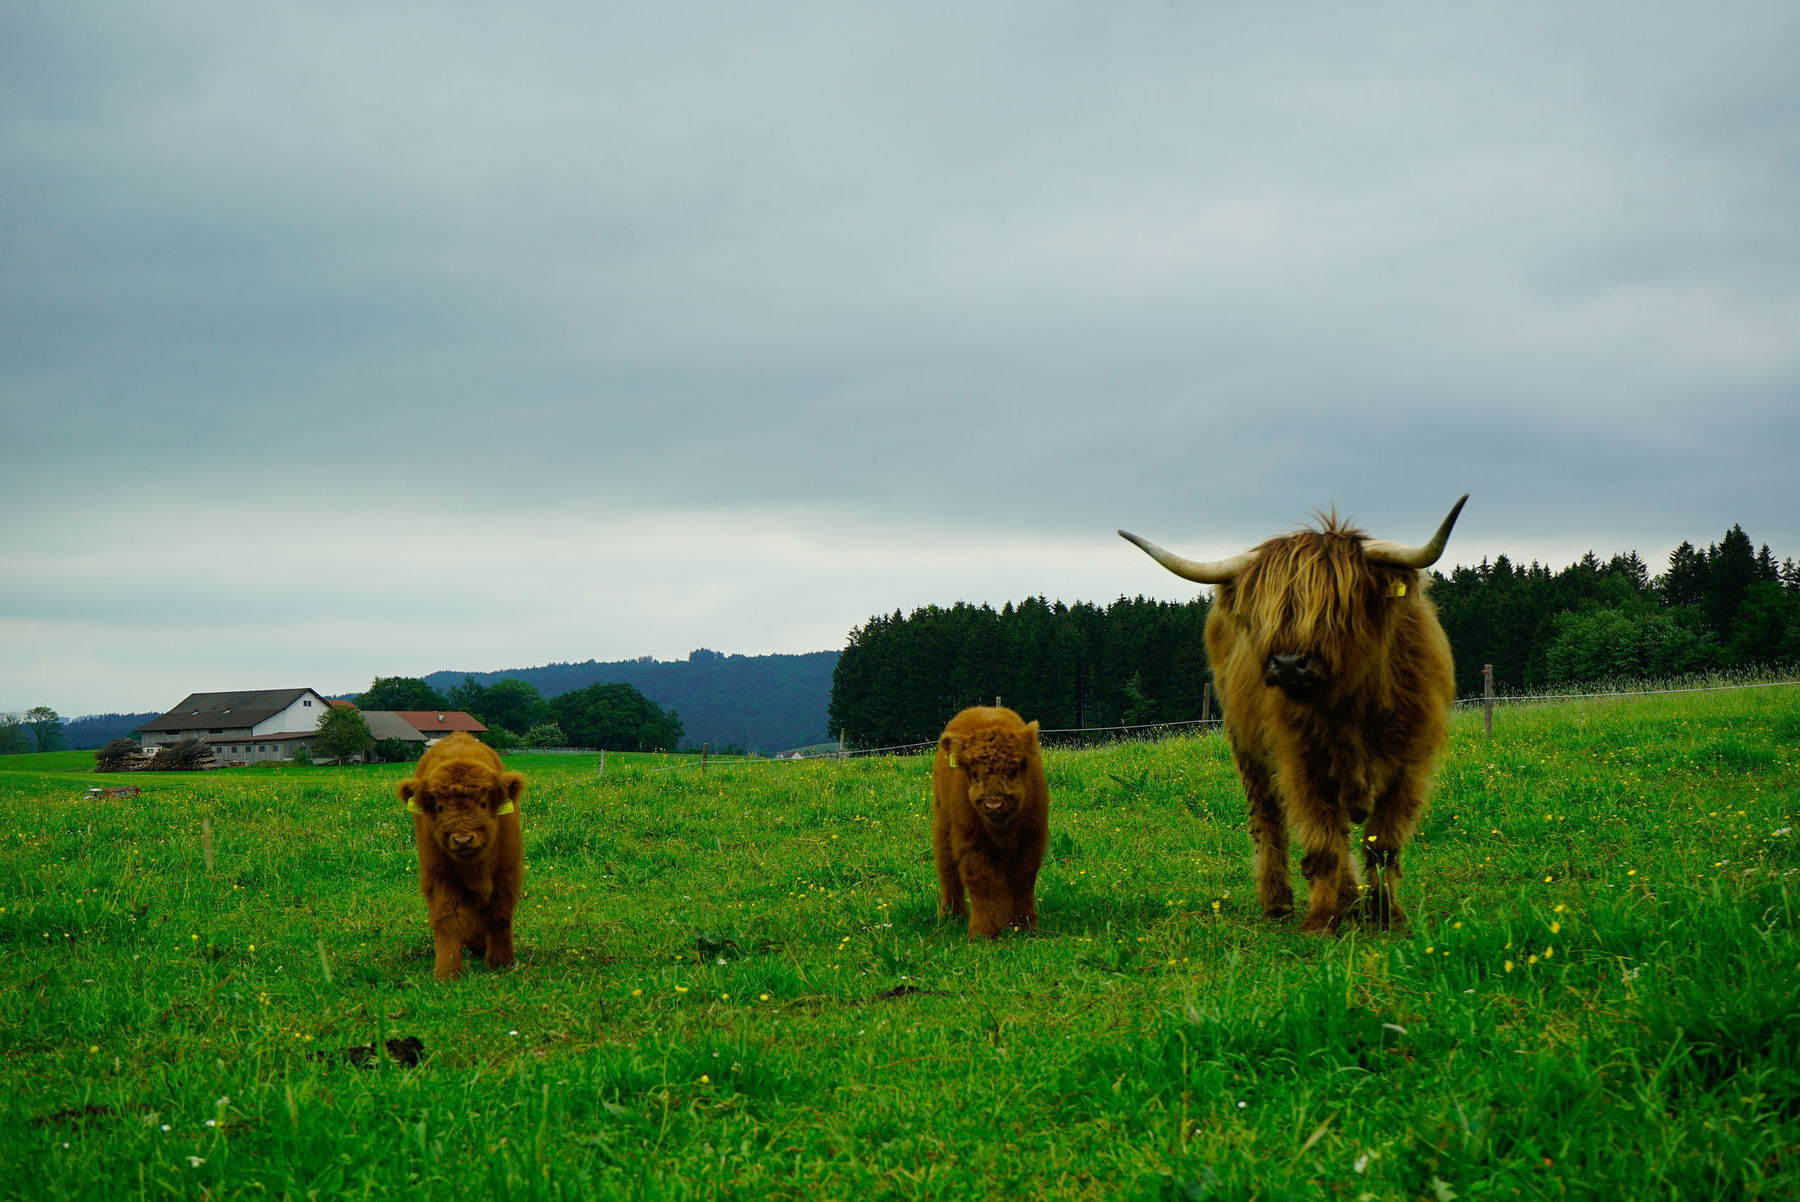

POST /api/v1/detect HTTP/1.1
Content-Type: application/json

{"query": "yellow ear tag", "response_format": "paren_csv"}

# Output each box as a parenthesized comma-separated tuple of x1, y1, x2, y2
(947, 752, 957, 767)
(1386, 580, 1407, 598)
(406, 798, 425, 814)
(497, 801, 515, 816)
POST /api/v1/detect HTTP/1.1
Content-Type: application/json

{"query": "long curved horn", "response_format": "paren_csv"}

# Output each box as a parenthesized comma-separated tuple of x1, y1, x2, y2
(1118, 530, 1255, 584)
(1362, 494, 1469, 570)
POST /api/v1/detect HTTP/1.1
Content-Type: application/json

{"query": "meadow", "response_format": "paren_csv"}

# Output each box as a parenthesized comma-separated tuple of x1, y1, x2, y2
(3, 687, 1797, 1200)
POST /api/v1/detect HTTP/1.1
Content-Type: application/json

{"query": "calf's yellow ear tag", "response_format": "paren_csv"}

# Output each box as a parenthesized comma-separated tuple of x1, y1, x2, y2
(406, 797, 425, 815)
(497, 801, 515, 816)
(1386, 579, 1407, 598)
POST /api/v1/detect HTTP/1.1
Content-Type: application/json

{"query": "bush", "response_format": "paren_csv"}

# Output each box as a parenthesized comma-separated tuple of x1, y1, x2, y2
(144, 738, 211, 771)
(94, 738, 143, 772)
(482, 727, 523, 751)
(523, 722, 566, 748)
(292, 744, 313, 765)
(373, 738, 420, 763)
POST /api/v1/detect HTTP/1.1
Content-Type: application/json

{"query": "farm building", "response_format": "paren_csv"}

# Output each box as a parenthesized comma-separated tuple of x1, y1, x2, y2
(136, 690, 482, 763)
(137, 688, 334, 764)
(390, 711, 488, 741)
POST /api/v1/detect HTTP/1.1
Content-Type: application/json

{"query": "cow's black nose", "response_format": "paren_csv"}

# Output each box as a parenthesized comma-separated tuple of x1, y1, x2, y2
(1265, 654, 1318, 693)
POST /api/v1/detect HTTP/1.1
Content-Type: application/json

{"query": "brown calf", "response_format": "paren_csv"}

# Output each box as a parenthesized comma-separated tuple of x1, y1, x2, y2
(396, 732, 526, 979)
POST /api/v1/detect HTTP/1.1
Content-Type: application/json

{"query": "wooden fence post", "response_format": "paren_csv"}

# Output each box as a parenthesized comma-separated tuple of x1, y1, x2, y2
(701, 742, 710, 773)
(1483, 664, 1494, 736)
(1201, 683, 1213, 727)
(597, 750, 605, 778)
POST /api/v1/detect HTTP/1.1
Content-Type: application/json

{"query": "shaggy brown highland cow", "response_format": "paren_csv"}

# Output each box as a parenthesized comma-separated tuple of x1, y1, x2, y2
(1120, 496, 1466, 933)
(396, 731, 526, 979)
(932, 706, 1050, 939)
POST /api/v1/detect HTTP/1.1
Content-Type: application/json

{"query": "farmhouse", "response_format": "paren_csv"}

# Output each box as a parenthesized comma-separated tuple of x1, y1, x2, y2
(137, 688, 334, 764)
(137, 691, 485, 764)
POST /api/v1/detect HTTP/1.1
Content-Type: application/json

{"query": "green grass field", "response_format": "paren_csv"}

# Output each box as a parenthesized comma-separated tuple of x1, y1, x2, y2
(4, 689, 1797, 1200)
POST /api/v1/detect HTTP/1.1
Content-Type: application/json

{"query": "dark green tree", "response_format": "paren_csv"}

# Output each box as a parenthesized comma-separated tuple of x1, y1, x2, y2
(549, 682, 682, 751)
(1658, 542, 1708, 609)
(354, 676, 449, 712)
(1704, 524, 1760, 636)
(0, 713, 27, 756)
(479, 679, 549, 734)
(523, 721, 566, 748)
(446, 676, 488, 714)
(1727, 582, 1800, 666)
(372, 737, 420, 763)
(24, 706, 64, 753)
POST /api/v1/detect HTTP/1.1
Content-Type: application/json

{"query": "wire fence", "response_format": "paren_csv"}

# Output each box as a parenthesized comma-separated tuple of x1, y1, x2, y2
(1452, 676, 1800, 706)
(644, 672, 1798, 775)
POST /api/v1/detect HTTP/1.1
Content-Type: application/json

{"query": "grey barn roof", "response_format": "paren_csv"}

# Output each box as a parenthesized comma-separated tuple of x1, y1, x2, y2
(137, 689, 326, 734)
(362, 711, 429, 742)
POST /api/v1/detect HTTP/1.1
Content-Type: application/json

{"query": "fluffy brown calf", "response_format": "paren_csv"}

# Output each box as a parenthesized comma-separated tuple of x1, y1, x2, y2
(932, 706, 1050, 939)
(396, 731, 526, 979)
(1121, 497, 1465, 933)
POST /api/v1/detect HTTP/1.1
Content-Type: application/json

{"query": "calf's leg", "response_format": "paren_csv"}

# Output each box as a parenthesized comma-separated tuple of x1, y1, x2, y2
(934, 818, 967, 923)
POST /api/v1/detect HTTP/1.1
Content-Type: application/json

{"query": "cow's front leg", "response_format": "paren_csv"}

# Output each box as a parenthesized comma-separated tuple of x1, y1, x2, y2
(1238, 752, 1293, 919)
(1360, 768, 1429, 928)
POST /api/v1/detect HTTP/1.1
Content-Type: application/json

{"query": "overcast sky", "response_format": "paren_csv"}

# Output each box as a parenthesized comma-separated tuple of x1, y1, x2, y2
(4, 2, 1796, 718)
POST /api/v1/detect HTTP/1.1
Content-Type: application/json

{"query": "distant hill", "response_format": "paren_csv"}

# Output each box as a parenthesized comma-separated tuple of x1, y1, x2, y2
(424, 649, 839, 754)
(63, 713, 162, 750)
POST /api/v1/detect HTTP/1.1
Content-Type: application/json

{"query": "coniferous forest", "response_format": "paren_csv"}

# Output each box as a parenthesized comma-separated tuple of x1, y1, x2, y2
(827, 523, 1800, 749)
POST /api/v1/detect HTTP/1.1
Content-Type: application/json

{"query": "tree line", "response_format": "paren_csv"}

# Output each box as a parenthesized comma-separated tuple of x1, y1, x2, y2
(827, 596, 1212, 748)
(827, 523, 1798, 747)
(1433, 523, 1799, 696)
(354, 675, 683, 754)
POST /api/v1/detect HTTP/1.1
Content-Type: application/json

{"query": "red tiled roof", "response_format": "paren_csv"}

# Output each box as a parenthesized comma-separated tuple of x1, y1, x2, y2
(391, 711, 488, 734)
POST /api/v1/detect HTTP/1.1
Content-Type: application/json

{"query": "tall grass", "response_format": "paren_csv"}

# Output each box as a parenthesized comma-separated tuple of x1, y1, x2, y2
(3, 690, 1796, 1199)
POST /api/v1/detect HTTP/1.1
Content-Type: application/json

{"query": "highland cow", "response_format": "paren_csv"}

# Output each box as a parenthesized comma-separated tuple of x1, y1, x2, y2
(396, 731, 526, 979)
(1120, 496, 1466, 932)
(933, 706, 1050, 939)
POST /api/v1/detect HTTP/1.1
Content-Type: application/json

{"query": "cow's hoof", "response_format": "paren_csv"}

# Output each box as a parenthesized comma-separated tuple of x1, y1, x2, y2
(1298, 911, 1341, 934)
(1262, 904, 1294, 920)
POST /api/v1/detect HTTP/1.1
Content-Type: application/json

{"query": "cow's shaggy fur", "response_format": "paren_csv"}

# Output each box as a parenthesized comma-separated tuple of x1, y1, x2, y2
(396, 732, 526, 979)
(1127, 507, 1459, 933)
(932, 706, 1050, 939)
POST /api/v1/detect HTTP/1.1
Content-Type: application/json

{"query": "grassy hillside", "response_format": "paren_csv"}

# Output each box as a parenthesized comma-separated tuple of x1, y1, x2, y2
(4, 688, 1797, 1199)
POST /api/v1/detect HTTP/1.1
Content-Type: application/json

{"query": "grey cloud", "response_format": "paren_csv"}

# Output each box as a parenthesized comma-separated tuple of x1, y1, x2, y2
(4, 2, 1797, 714)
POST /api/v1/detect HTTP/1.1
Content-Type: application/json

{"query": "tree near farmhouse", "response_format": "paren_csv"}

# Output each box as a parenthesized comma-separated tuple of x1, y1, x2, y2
(314, 707, 374, 764)
(479, 679, 550, 735)
(354, 676, 448, 712)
